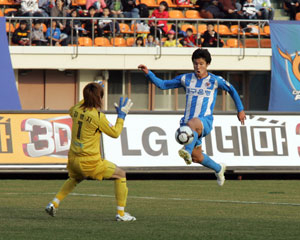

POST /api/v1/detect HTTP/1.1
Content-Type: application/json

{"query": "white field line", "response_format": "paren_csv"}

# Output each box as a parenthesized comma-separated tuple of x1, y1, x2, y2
(3, 192, 300, 207)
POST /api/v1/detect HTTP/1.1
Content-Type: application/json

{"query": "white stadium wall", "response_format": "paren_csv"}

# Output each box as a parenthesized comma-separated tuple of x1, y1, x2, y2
(9, 47, 272, 71)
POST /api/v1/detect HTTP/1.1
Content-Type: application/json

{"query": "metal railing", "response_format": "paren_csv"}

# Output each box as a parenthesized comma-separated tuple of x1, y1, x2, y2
(5, 16, 269, 49)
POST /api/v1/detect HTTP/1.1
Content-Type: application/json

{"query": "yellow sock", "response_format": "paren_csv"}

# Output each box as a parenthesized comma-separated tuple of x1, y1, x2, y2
(52, 178, 80, 208)
(115, 178, 128, 216)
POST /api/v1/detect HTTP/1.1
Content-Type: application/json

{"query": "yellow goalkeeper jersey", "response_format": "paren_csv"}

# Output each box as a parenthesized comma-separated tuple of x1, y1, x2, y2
(68, 101, 124, 160)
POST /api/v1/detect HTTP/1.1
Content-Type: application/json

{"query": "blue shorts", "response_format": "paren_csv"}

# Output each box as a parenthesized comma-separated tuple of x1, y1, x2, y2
(180, 116, 213, 147)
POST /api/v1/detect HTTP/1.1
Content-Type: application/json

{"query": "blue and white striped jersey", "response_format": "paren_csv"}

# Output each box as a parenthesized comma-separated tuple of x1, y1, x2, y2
(146, 71, 244, 124)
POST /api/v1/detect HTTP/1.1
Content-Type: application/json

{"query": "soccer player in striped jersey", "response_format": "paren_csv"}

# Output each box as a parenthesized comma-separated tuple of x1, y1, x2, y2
(45, 82, 136, 221)
(138, 48, 246, 186)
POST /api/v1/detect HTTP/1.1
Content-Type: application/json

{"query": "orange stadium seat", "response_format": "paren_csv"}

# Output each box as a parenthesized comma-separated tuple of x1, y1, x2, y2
(157, 0, 176, 7)
(139, 0, 158, 7)
(78, 37, 93, 46)
(296, 12, 300, 20)
(72, 0, 86, 5)
(4, 8, 17, 15)
(244, 38, 258, 48)
(0, 0, 14, 5)
(181, 24, 196, 33)
(185, 10, 201, 19)
(0, 9, 3, 16)
(197, 24, 207, 34)
(214, 24, 232, 35)
(260, 39, 271, 48)
(263, 25, 270, 35)
(126, 37, 136, 46)
(94, 37, 111, 46)
(230, 25, 240, 35)
(119, 23, 133, 34)
(245, 25, 263, 36)
(169, 10, 184, 18)
(226, 38, 242, 48)
(131, 23, 150, 33)
(110, 37, 126, 46)
(6, 22, 15, 33)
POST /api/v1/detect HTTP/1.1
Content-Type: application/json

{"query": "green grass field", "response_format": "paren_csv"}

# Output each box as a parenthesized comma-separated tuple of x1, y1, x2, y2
(1, 179, 300, 240)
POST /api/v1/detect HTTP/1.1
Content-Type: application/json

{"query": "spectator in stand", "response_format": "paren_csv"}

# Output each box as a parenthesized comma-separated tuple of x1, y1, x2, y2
(84, 6, 102, 38)
(65, 8, 86, 45)
(202, 23, 224, 47)
(51, 0, 68, 31)
(106, 0, 124, 18)
(133, 36, 144, 46)
(121, 0, 140, 19)
(253, 0, 274, 19)
(86, 0, 107, 13)
(219, 0, 243, 19)
(163, 30, 182, 47)
(20, 0, 48, 17)
(31, 20, 48, 46)
(284, 0, 300, 20)
(181, 28, 201, 47)
(98, 7, 120, 35)
(46, 20, 62, 46)
(176, 0, 190, 6)
(242, 0, 260, 19)
(12, 20, 30, 46)
(149, 1, 169, 38)
(145, 33, 158, 47)
(200, 0, 226, 19)
(38, 0, 55, 17)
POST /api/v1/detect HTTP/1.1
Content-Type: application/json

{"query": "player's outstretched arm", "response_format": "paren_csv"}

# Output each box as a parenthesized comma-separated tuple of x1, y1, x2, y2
(99, 97, 133, 138)
(138, 64, 149, 75)
(137, 64, 182, 90)
(237, 110, 246, 125)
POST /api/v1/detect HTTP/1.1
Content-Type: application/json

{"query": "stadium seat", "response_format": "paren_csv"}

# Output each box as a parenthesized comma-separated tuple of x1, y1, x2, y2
(157, 0, 176, 7)
(244, 39, 259, 48)
(181, 24, 196, 34)
(0, 9, 3, 16)
(214, 24, 232, 36)
(140, 0, 158, 7)
(131, 23, 150, 34)
(260, 39, 271, 48)
(296, 12, 300, 20)
(78, 37, 93, 46)
(169, 10, 184, 18)
(167, 24, 172, 32)
(4, 8, 17, 15)
(230, 25, 240, 35)
(110, 37, 126, 46)
(197, 24, 207, 34)
(245, 25, 263, 36)
(0, 0, 14, 5)
(94, 37, 111, 46)
(119, 23, 133, 34)
(72, 0, 86, 5)
(263, 25, 270, 35)
(6, 22, 15, 33)
(226, 38, 242, 48)
(126, 37, 136, 46)
(185, 10, 201, 19)
(41, 23, 47, 32)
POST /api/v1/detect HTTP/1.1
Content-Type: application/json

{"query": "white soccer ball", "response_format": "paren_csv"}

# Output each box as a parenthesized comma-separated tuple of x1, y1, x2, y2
(175, 126, 194, 145)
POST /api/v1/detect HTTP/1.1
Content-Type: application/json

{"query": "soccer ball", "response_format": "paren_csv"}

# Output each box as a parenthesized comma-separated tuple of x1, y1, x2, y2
(175, 126, 194, 145)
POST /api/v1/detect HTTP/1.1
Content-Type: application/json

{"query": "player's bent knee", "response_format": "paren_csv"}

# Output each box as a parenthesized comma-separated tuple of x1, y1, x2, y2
(114, 166, 126, 179)
(187, 118, 203, 136)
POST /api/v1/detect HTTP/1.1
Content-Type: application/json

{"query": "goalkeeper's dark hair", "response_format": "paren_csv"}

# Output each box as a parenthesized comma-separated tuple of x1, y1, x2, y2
(81, 82, 104, 110)
(192, 48, 211, 64)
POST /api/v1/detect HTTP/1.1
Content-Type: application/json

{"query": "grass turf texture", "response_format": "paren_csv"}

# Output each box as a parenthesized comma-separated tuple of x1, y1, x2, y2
(1, 180, 300, 240)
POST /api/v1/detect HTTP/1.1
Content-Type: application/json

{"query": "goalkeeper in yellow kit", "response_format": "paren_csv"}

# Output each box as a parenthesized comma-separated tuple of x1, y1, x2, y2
(45, 82, 136, 221)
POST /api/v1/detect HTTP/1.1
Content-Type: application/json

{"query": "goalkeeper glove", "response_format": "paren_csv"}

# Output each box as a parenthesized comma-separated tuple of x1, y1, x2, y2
(114, 97, 133, 119)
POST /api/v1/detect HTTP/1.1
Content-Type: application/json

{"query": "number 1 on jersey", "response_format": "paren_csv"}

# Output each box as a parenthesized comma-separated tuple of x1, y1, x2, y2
(77, 121, 83, 139)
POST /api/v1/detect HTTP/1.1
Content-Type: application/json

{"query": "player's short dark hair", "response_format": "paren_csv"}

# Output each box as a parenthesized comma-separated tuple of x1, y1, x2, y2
(186, 28, 193, 33)
(192, 48, 211, 64)
(81, 82, 104, 110)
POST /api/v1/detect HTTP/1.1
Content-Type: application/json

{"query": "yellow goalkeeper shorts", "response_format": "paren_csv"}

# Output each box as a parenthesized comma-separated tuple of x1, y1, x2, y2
(67, 156, 116, 181)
